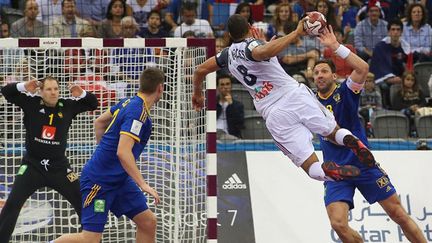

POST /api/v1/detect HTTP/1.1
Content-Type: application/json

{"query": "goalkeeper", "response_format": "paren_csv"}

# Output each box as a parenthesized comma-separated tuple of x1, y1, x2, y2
(0, 77, 98, 242)
(52, 68, 162, 243)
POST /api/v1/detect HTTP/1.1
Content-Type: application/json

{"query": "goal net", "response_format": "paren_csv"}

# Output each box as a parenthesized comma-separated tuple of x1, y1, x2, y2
(0, 38, 216, 243)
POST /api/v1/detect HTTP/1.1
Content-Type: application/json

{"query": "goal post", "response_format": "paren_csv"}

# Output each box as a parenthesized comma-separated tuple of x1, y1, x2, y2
(0, 38, 217, 243)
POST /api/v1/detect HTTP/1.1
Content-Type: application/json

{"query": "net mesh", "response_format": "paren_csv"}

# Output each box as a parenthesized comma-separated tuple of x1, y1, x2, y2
(0, 44, 208, 242)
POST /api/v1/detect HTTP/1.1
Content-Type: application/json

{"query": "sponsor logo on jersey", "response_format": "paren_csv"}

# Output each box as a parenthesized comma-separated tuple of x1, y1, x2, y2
(376, 176, 389, 188)
(94, 199, 105, 213)
(254, 81, 273, 100)
(223, 173, 247, 190)
(131, 120, 143, 136)
(333, 93, 341, 103)
(41, 125, 56, 140)
(67, 171, 78, 182)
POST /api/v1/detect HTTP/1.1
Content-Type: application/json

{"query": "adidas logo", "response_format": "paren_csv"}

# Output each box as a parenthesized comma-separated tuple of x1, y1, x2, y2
(39, 108, 45, 114)
(222, 173, 247, 190)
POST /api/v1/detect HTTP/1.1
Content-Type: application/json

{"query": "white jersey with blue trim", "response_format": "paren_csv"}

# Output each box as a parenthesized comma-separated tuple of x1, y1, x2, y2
(216, 38, 299, 118)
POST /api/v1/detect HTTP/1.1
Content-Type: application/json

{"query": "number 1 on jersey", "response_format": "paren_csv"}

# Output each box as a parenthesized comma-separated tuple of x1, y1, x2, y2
(48, 113, 54, 125)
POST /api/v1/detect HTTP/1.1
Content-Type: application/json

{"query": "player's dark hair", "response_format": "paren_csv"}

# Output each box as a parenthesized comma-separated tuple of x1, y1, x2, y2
(139, 67, 165, 94)
(314, 59, 336, 73)
(40, 76, 59, 89)
(227, 14, 249, 42)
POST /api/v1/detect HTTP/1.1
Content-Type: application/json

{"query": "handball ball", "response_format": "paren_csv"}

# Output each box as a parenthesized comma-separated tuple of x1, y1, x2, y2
(303, 11, 327, 36)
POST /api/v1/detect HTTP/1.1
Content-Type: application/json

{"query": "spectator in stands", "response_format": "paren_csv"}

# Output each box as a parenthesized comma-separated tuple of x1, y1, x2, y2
(269, 3, 298, 38)
(11, 0, 47, 37)
(120, 16, 140, 38)
(138, 9, 169, 38)
(166, 0, 210, 33)
(323, 28, 355, 80)
(392, 71, 427, 136)
(235, 2, 253, 25)
(98, 0, 127, 38)
(216, 73, 244, 140)
(173, 2, 213, 38)
(359, 72, 382, 134)
(335, 0, 358, 44)
(293, 0, 315, 18)
(126, 0, 169, 31)
(1, 22, 10, 38)
(278, 22, 320, 85)
(75, 0, 111, 26)
(354, 1, 388, 62)
(402, 3, 432, 63)
(216, 37, 227, 54)
(370, 19, 409, 109)
(356, 0, 389, 22)
(50, 0, 93, 37)
(316, 0, 338, 30)
(36, 0, 62, 25)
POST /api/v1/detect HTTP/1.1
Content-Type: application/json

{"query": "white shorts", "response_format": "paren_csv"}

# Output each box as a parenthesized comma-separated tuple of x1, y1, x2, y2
(265, 84, 337, 167)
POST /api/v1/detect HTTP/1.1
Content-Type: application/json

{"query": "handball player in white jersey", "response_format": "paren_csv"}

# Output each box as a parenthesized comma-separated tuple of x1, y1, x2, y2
(193, 14, 376, 181)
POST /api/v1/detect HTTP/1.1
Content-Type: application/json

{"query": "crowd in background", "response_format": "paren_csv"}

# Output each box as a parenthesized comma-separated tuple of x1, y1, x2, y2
(0, 0, 431, 139)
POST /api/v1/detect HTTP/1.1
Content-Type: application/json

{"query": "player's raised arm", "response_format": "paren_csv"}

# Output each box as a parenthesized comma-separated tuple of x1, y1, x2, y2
(318, 25, 369, 86)
(193, 56, 220, 111)
(249, 17, 306, 61)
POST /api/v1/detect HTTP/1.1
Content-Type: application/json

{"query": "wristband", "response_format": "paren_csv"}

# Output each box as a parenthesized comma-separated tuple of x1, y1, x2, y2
(335, 44, 351, 59)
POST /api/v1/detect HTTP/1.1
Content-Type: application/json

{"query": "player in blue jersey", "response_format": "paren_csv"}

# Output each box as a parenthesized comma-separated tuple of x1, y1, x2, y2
(314, 26, 426, 243)
(51, 68, 164, 243)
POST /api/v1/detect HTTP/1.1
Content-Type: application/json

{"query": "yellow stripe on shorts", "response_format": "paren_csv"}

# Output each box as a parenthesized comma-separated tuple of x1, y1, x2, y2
(83, 184, 101, 208)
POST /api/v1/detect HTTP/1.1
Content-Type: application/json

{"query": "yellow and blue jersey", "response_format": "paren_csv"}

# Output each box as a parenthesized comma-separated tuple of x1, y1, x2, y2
(83, 93, 152, 187)
(317, 80, 369, 169)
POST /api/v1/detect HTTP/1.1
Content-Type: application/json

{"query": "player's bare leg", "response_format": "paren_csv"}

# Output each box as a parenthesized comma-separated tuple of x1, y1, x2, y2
(301, 152, 360, 181)
(51, 230, 102, 243)
(326, 202, 363, 243)
(326, 126, 376, 168)
(379, 194, 427, 243)
(133, 210, 157, 243)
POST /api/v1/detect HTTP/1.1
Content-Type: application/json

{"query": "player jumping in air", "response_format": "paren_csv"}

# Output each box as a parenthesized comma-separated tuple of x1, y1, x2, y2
(193, 14, 374, 182)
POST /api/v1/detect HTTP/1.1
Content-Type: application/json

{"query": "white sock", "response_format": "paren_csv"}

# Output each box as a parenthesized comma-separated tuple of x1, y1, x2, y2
(335, 128, 352, 146)
(308, 161, 334, 181)
(49, 241, 54, 243)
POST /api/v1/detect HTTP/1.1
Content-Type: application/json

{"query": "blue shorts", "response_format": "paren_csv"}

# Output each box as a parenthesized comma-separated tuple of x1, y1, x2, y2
(80, 174, 149, 232)
(324, 163, 396, 210)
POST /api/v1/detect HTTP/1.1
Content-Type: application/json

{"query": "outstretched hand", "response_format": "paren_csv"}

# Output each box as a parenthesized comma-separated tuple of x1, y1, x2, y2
(317, 25, 339, 50)
(192, 91, 205, 111)
(68, 83, 84, 97)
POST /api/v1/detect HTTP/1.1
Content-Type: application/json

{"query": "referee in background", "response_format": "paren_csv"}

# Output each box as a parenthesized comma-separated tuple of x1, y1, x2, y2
(0, 77, 98, 242)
